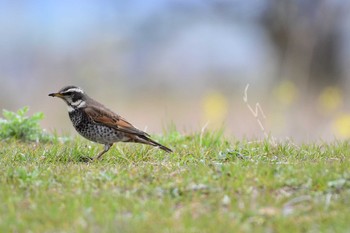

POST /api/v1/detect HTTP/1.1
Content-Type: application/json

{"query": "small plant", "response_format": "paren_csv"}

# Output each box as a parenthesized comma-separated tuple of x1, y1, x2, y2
(0, 106, 52, 142)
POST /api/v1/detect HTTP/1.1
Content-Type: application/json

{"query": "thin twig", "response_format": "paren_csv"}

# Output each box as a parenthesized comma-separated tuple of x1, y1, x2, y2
(243, 84, 277, 145)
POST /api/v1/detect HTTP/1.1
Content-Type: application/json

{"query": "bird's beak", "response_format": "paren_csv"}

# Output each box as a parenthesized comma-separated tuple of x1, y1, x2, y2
(48, 92, 64, 98)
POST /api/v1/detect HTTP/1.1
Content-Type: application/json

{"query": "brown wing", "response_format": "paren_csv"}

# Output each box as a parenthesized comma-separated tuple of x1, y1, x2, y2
(83, 105, 149, 137)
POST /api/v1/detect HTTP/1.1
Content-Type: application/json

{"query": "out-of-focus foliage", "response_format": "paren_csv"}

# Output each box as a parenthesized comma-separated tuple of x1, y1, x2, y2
(0, 107, 53, 142)
(0, 1, 349, 141)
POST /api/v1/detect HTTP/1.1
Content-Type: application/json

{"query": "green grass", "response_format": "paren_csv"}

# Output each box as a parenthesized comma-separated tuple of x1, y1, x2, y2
(0, 130, 350, 233)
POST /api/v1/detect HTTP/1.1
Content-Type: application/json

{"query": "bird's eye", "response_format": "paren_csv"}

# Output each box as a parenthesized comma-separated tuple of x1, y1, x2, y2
(72, 94, 81, 102)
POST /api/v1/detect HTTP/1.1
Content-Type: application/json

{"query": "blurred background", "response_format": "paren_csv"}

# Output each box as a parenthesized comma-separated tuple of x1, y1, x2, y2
(1, 0, 350, 142)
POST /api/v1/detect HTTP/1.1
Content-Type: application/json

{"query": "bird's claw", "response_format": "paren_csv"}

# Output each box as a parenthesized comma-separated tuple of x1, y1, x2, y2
(78, 156, 94, 163)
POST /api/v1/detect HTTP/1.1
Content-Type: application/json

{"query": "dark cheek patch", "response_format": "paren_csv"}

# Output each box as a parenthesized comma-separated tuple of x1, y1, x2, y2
(72, 95, 79, 102)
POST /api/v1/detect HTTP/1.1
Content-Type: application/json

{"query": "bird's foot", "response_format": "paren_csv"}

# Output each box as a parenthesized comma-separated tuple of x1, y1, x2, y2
(78, 156, 94, 163)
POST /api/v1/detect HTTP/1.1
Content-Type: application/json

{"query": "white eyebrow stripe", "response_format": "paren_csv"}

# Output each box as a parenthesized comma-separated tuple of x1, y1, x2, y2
(62, 88, 84, 94)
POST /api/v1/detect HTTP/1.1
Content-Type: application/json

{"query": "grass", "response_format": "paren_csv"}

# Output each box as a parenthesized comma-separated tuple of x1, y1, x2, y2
(0, 130, 350, 233)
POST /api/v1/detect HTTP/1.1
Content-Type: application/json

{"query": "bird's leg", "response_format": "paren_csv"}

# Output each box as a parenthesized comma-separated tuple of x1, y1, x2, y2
(94, 143, 113, 160)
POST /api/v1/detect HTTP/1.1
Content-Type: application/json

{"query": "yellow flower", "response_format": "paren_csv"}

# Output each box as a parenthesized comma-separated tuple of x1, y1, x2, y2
(332, 114, 350, 138)
(318, 86, 342, 114)
(273, 81, 297, 106)
(202, 91, 228, 126)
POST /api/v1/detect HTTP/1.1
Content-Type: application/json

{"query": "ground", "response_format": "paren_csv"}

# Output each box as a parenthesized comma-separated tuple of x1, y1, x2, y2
(0, 130, 349, 233)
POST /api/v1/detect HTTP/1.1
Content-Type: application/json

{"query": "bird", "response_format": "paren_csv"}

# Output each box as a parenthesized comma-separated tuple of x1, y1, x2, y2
(48, 85, 172, 160)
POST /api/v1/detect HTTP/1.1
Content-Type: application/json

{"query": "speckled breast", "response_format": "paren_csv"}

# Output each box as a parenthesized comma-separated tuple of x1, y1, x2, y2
(68, 109, 125, 144)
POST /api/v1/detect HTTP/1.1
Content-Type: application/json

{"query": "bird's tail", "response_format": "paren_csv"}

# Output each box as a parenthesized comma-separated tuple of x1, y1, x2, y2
(130, 135, 173, 153)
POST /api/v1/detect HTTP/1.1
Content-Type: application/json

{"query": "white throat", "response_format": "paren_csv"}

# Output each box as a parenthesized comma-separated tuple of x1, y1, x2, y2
(67, 105, 75, 113)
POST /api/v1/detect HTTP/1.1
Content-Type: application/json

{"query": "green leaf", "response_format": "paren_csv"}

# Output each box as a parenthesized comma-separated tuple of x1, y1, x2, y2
(0, 107, 54, 142)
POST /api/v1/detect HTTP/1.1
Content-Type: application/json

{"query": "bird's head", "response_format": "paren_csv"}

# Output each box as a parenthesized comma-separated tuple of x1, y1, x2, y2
(49, 86, 87, 111)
